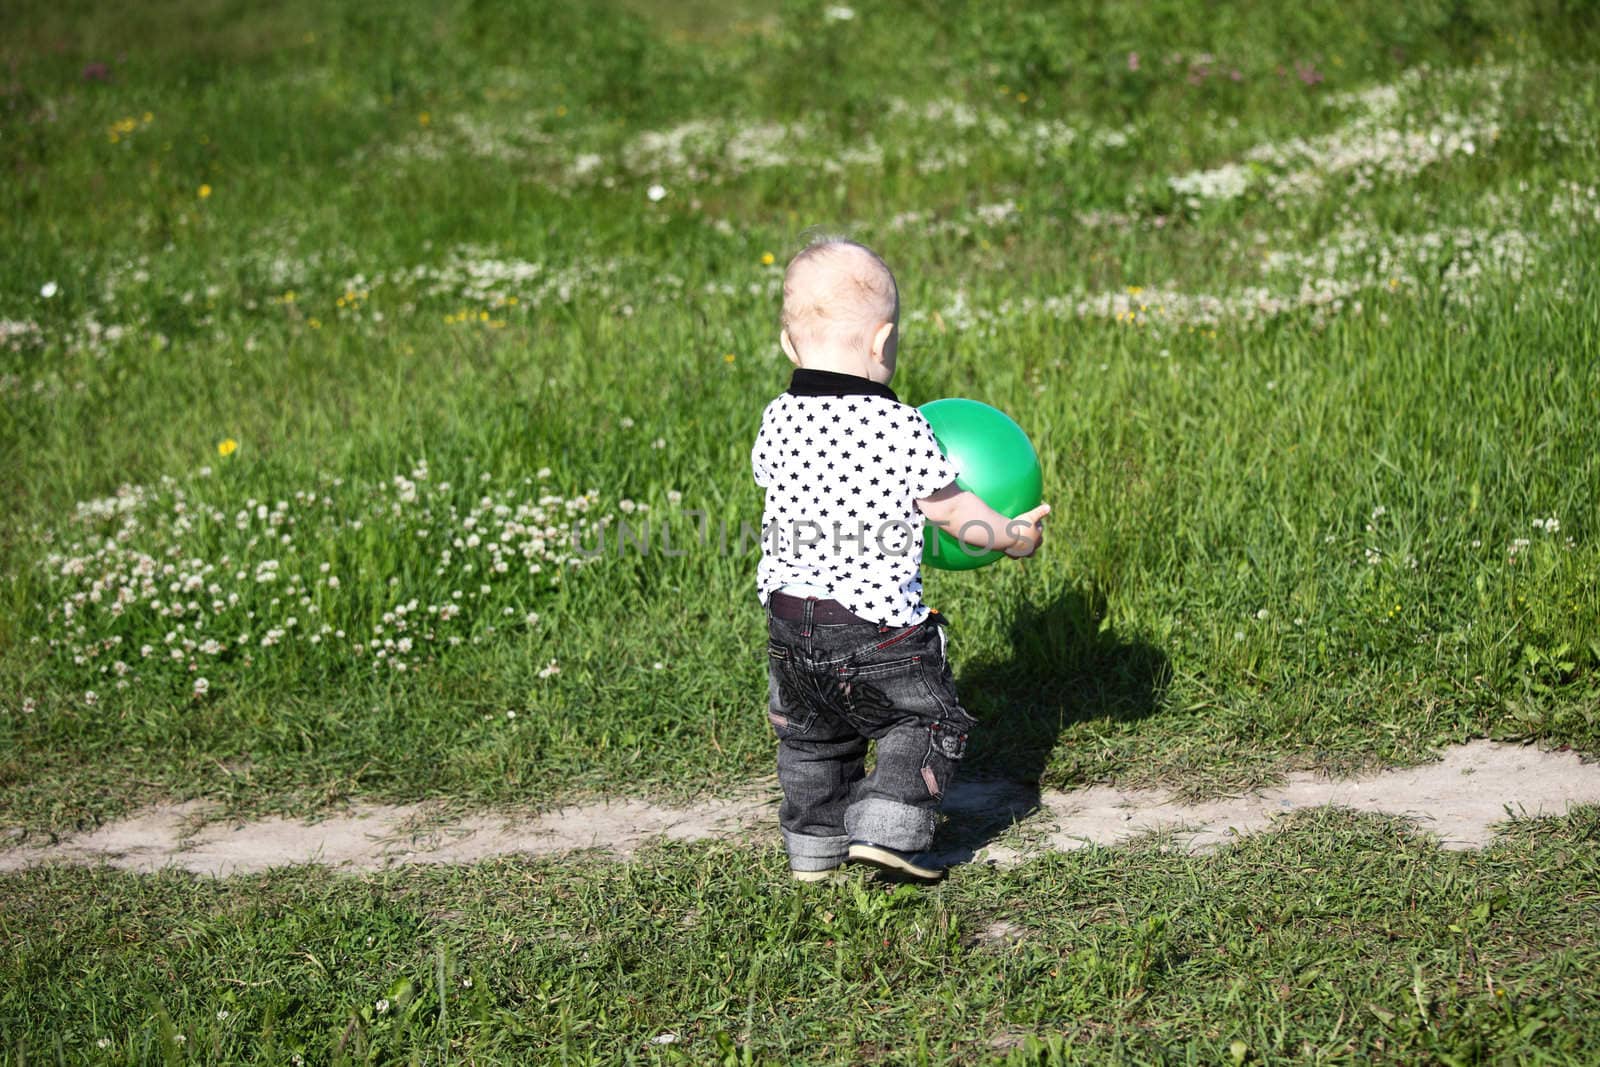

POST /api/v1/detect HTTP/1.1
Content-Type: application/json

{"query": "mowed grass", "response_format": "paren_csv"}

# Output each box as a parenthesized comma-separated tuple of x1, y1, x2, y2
(4, 809, 1600, 1064)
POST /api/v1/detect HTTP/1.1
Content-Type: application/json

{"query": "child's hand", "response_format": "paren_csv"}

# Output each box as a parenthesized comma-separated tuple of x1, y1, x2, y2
(1003, 503, 1051, 559)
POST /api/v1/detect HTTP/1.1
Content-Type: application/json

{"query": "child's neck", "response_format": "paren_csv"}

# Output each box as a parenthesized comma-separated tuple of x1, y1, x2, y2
(797, 351, 880, 383)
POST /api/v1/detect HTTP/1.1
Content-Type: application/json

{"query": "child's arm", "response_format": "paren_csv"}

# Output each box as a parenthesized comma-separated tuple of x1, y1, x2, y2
(916, 482, 1051, 559)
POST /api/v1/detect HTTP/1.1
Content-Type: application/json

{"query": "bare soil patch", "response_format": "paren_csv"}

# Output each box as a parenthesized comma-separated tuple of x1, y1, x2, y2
(3, 741, 1595, 876)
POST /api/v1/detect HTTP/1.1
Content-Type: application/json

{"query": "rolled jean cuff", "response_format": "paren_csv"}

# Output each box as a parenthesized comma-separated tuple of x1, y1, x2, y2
(845, 797, 937, 853)
(783, 830, 850, 872)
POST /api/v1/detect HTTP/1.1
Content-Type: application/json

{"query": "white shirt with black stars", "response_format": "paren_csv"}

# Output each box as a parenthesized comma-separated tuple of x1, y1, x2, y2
(751, 368, 959, 627)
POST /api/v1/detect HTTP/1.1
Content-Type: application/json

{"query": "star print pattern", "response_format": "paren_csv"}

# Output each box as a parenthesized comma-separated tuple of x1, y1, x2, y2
(751, 392, 958, 626)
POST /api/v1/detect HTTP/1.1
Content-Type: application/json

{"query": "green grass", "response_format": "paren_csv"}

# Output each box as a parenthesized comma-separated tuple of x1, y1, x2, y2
(4, 809, 1599, 1064)
(5, 0, 1598, 831)
(5, 0, 1600, 1059)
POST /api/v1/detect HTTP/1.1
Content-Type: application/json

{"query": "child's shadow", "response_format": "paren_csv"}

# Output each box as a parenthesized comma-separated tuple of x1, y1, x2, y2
(931, 588, 1171, 866)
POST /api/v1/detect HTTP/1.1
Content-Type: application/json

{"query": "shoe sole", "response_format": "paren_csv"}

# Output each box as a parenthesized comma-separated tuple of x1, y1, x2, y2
(791, 868, 841, 883)
(847, 842, 944, 883)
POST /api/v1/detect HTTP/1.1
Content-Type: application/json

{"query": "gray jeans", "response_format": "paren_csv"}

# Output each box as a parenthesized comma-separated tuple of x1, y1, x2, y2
(765, 601, 975, 871)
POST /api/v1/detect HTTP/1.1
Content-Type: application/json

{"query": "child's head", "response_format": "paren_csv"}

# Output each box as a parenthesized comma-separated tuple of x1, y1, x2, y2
(780, 237, 899, 383)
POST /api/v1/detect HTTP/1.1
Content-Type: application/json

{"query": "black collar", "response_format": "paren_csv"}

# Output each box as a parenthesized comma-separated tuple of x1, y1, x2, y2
(786, 368, 899, 402)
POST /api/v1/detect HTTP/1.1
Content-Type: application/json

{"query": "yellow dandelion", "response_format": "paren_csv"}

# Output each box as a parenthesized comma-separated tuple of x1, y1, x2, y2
(418, 111, 431, 127)
(198, 184, 212, 199)
(308, 318, 322, 329)
(1016, 92, 1029, 103)
(724, 353, 736, 363)
(217, 439, 238, 457)
(281, 290, 296, 303)
(761, 252, 775, 266)
(555, 105, 568, 117)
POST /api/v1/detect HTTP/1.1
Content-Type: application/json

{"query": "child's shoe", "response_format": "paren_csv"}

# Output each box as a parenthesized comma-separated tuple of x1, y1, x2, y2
(846, 840, 945, 883)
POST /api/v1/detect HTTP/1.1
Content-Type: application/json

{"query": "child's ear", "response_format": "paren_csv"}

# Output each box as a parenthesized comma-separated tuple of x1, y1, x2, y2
(870, 321, 895, 361)
(780, 328, 802, 367)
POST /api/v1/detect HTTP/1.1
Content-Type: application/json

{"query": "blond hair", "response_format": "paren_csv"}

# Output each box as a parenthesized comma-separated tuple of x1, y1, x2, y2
(781, 237, 898, 354)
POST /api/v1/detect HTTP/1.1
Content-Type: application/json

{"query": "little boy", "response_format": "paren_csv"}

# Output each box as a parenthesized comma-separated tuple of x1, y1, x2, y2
(751, 238, 1050, 883)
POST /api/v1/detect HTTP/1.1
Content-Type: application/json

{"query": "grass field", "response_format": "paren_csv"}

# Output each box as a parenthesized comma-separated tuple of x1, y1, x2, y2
(3, 0, 1599, 1061)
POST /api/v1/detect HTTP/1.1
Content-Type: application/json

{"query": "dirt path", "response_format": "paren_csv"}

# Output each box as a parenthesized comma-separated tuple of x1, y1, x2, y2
(3, 740, 1597, 877)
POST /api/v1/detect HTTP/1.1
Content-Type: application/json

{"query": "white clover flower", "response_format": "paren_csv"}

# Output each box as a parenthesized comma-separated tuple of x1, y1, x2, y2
(506, 710, 516, 720)
(537, 467, 552, 479)
(652, 438, 666, 449)
(84, 690, 98, 706)
(646, 183, 667, 202)
(653, 661, 665, 670)
(96, 1038, 111, 1049)
(620, 417, 635, 429)
(824, 5, 855, 20)
(537, 659, 560, 679)
(41, 281, 59, 299)
(375, 999, 390, 1015)
(216, 1009, 229, 1021)
(525, 612, 540, 626)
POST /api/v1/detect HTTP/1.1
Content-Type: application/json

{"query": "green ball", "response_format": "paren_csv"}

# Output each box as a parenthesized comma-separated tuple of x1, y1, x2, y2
(919, 398, 1043, 572)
